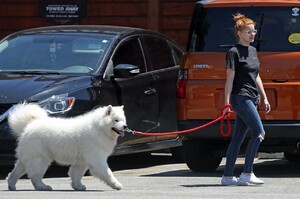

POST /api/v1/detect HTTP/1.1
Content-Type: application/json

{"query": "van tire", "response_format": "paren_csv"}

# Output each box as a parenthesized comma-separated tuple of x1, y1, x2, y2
(183, 139, 222, 172)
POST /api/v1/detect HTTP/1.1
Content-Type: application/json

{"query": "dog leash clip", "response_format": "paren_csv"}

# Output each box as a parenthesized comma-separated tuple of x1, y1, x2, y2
(124, 128, 135, 135)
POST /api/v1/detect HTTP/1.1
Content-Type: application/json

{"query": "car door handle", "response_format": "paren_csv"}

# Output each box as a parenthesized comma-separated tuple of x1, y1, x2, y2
(144, 87, 157, 95)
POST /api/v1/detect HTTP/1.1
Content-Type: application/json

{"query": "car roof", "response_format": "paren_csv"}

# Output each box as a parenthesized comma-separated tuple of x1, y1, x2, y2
(5, 25, 165, 40)
(198, 0, 300, 7)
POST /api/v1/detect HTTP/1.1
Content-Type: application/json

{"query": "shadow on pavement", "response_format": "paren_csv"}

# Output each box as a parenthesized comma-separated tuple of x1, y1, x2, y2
(1, 154, 299, 180)
(0, 152, 178, 180)
(142, 158, 300, 178)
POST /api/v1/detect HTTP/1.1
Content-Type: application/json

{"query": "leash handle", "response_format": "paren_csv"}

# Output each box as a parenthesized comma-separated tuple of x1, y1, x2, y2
(220, 104, 233, 137)
(220, 104, 232, 117)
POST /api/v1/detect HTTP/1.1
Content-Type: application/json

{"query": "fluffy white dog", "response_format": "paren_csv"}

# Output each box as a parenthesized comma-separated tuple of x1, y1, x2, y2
(7, 103, 127, 191)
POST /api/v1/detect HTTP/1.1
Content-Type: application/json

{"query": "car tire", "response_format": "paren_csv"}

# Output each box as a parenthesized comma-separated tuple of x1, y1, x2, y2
(284, 152, 300, 163)
(183, 139, 222, 172)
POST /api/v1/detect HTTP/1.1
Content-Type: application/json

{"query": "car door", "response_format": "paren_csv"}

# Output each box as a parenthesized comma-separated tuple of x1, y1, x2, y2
(111, 36, 158, 145)
(142, 35, 183, 140)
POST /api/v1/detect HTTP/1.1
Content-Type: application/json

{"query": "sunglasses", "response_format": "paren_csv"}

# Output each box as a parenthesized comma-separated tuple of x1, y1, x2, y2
(245, 29, 257, 35)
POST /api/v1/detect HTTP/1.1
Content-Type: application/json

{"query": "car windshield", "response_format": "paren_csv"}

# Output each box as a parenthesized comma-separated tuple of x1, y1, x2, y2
(0, 33, 114, 74)
(188, 6, 300, 52)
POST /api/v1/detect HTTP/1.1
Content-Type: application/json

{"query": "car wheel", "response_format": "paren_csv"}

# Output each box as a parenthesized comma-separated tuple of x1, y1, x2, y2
(183, 139, 222, 172)
(284, 152, 300, 163)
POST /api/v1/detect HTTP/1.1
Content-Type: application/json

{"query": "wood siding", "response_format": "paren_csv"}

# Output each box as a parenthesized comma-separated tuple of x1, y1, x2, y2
(0, 0, 196, 48)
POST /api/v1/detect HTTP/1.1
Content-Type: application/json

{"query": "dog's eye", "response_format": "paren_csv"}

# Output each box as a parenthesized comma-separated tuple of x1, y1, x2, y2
(115, 119, 119, 122)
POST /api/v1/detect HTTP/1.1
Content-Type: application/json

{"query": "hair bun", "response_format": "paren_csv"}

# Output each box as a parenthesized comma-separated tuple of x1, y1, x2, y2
(233, 13, 246, 22)
(232, 13, 255, 38)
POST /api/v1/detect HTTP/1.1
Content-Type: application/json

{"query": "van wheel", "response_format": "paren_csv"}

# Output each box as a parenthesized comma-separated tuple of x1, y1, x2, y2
(183, 140, 222, 172)
(284, 152, 300, 162)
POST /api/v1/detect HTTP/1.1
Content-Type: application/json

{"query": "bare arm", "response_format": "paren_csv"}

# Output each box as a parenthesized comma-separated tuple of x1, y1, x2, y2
(256, 73, 271, 114)
(223, 69, 235, 115)
(224, 69, 235, 104)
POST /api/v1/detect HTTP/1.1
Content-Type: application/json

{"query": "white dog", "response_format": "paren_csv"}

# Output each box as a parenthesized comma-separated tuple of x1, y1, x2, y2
(6, 103, 127, 191)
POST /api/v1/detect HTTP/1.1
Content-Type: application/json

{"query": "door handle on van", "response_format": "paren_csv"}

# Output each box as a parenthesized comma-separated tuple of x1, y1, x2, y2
(271, 73, 288, 83)
(272, 79, 288, 83)
(144, 87, 157, 96)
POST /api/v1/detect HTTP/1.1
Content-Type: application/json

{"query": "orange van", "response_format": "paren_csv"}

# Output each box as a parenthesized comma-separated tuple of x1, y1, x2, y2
(177, 0, 300, 171)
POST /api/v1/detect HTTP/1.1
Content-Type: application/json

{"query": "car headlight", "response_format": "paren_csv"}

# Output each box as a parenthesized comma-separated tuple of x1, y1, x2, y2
(38, 94, 75, 115)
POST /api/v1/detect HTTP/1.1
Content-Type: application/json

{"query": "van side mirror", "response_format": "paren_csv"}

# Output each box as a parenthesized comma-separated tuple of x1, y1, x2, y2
(113, 64, 140, 78)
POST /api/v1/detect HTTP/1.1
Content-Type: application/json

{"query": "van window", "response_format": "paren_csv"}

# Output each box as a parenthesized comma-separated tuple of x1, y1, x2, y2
(188, 6, 300, 52)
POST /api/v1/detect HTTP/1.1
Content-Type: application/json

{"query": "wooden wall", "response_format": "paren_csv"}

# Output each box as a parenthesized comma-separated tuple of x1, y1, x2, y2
(0, 0, 197, 48)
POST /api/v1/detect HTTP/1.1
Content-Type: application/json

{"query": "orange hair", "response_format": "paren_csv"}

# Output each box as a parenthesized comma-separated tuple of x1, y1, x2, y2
(233, 13, 256, 38)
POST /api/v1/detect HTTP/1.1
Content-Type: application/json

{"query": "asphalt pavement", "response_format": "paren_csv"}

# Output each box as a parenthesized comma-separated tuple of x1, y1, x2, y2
(0, 153, 300, 199)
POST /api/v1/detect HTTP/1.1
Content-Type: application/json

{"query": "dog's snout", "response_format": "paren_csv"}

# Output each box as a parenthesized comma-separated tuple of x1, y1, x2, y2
(123, 125, 128, 129)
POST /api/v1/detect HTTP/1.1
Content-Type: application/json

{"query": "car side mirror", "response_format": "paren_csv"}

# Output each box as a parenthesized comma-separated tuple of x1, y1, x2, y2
(113, 64, 140, 78)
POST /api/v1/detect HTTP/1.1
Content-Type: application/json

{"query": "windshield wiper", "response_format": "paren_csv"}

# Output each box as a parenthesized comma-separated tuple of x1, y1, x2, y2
(2, 70, 62, 75)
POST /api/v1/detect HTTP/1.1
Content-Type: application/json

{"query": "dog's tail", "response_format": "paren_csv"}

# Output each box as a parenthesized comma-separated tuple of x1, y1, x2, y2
(8, 103, 48, 137)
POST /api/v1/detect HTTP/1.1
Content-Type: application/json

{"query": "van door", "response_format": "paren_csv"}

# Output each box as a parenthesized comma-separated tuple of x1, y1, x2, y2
(255, 7, 300, 120)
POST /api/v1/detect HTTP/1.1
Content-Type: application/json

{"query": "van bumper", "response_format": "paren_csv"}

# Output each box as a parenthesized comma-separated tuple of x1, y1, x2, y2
(178, 120, 300, 152)
(178, 120, 300, 139)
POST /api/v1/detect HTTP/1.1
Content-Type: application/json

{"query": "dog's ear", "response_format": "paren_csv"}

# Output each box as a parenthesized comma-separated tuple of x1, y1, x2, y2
(106, 105, 113, 116)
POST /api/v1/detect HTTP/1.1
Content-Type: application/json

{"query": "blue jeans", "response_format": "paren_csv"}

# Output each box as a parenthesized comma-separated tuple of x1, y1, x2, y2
(223, 95, 265, 176)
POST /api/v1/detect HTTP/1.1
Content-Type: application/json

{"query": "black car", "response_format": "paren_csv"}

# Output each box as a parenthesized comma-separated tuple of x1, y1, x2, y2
(0, 25, 184, 165)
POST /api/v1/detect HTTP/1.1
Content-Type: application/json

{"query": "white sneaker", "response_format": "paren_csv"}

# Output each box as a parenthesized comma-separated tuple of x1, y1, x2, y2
(221, 176, 241, 186)
(239, 172, 265, 185)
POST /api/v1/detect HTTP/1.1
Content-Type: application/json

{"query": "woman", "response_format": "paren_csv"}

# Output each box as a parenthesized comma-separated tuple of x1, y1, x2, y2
(221, 13, 271, 186)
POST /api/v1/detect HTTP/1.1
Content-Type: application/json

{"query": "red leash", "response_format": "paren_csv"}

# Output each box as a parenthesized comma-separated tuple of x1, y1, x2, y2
(130, 104, 233, 137)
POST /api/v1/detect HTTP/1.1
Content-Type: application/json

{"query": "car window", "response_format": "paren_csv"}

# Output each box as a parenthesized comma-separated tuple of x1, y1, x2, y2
(112, 37, 146, 73)
(188, 6, 300, 52)
(143, 36, 175, 70)
(0, 33, 113, 73)
(169, 41, 184, 65)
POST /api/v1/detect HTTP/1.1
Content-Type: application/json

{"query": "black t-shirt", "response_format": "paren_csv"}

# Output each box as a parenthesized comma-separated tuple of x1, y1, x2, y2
(226, 44, 260, 98)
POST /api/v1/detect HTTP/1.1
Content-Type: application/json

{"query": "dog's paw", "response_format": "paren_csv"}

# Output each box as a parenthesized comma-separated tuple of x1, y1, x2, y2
(112, 182, 123, 190)
(7, 177, 16, 191)
(71, 182, 86, 191)
(35, 185, 53, 191)
(8, 185, 16, 191)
